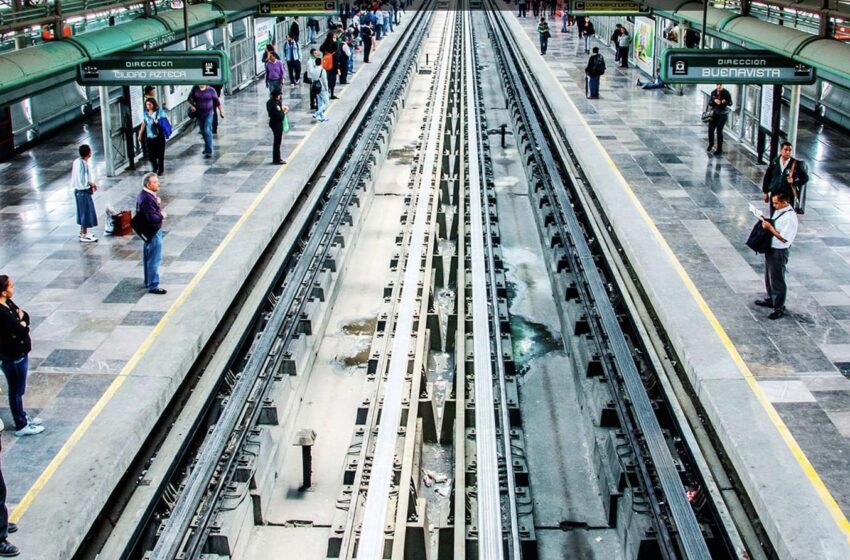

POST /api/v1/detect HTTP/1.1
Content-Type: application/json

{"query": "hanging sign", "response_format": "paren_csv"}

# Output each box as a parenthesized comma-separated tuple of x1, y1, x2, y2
(662, 49, 816, 85)
(258, 1, 338, 16)
(78, 51, 229, 85)
(568, 0, 650, 16)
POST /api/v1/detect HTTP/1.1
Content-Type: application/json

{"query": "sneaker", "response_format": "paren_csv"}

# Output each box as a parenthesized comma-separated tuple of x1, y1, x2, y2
(7, 524, 16, 534)
(0, 540, 19, 557)
(26, 415, 42, 426)
(14, 424, 44, 437)
(79, 234, 98, 243)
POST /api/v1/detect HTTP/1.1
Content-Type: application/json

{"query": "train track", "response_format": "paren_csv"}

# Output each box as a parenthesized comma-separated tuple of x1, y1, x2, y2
(78, 4, 769, 559)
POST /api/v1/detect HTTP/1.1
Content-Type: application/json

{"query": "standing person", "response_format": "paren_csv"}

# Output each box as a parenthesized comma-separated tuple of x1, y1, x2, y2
(706, 83, 732, 156)
(338, 37, 352, 85)
(0, 275, 44, 438)
(136, 173, 167, 295)
(264, 51, 285, 94)
(312, 57, 330, 122)
(290, 16, 300, 43)
(561, 8, 567, 33)
(306, 48, 322, 110)
(754, 191, 798, 320)
(537, 16, 550, 55)
(262, 42, 277, 64)
(307, 16, 319, 43)
(610, 23, 623, 63)
(266, 91, 289, 165)
(320, 32, 339, 99)
(374, 7, 384, 40)
(582, 17, 595, 54)
(71, 144, 98, 243)
(137, 98, 167, 175)
(584, 47, 605, 99)
(283, 35, 302, 86)
(188, 85, 223, 158)
(762, 142, 809, 215)
(616, 26, 630, 68)
(0, 441, 21, 556)
(532, 0, 540, 17)
(518, 0, 527, 18)
(361, 21, 374, 63)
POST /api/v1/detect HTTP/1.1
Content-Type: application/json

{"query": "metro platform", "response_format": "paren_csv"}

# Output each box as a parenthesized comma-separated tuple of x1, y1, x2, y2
(511, 12, 850, 557)
(0, 20, 413, 558)
(1, 13, 850, 560)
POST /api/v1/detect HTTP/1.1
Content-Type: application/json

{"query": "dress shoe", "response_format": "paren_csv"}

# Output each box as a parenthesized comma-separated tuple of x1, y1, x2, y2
(754, 299, 773, 308)
(148, 288, 167, 295)
(714, 150, 722, 156)
(330, 95, 339, 100)
(768, 307, 786, 320)
(706, 145, 713, 153)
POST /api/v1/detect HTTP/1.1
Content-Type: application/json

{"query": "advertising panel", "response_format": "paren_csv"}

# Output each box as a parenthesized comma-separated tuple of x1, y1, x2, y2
(633, 17, 655, 76)
(254, 18, 276, 75)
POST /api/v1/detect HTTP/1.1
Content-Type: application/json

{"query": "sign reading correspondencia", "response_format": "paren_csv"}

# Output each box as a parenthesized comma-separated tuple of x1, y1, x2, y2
(568, 0, 650, 16)
(662, 49, 815, 85)
(258, 0, 338, 16)
(78, 51, 228, 86)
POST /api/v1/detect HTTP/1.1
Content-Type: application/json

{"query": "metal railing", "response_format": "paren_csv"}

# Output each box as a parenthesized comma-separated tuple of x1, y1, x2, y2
(0, 0, 156, 35)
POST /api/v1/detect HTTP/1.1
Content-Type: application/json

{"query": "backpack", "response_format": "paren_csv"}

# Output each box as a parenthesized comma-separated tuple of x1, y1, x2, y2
(311, 78, 323, 96)
(588, 55, 605, 76)
(322, 52, 334, 70)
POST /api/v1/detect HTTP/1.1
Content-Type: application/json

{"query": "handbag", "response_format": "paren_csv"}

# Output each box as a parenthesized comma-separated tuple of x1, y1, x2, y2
(112, 210, 133, 236)
(746, 208, 791, 254)
(159, 116, 173, 139)
(701, 105, 714, 124)
(130, 212, 160, 242)
(282, 113, 290, 133)
(311, 79, 322, 96)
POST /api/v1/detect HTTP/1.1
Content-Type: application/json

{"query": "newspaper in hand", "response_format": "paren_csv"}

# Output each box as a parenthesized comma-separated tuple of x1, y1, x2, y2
(749, 203, 764, 220)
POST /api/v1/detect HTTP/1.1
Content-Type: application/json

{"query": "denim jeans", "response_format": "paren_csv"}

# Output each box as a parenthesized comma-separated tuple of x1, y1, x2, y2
(348, 51, 354, 74)
(561, 14, 567, 32)
(200, 112, 214, 154)
(584, 35, 592, 52)
(315, 91, 330, 119)
(1, 355, 29, 430)
(588, 76, 600, 98)
(143, 229, 163, 290)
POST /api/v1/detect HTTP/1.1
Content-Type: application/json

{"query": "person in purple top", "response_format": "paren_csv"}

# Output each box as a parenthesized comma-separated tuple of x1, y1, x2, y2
(265, 51, 285, 94)
(135, 173, 168, 294)
(188, 85, 224, 158)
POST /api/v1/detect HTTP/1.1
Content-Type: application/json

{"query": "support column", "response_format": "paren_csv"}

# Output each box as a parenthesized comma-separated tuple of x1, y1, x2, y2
(99, 86, 116, 176)
(13, 0, 26, 49)
(221, 20, 233, 95)
(787, 85, 802, 154)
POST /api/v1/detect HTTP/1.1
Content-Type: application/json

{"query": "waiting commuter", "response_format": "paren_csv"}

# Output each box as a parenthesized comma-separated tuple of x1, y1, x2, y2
(754, 191, 799, 320)
(265, 51, 285, 94)
(261, 43, 277, 64)
(581, 18, 595, 54)
(307, 17, 320, 43)
(0, 275, 44, 438)
(283, 35, 302, 86)
(374, 7, 384, 40)
(135, 173, 167, 295)
(71, 144, 98, 243)
(361, 22, 374, 63)
(306, 49, 322, 110)
(290, 16, 300, 43)
(137, 98, 167, 175)
(313, 57, 330, 122)
(338, 36, 352, 84)
(0, 442, 21, 557)
(320, 32, 339, 99)
(762, 142, 809, 215)
(267, 91, 289, 164)
(610, 24, 623, 63)
(616, 27, 630, 68)
(537, 16, 550, 55)
(188, 85, 223, 158)
(518, 1, 527, 18)
(584, 47, 605, 99)
(706, 83, 732, 156)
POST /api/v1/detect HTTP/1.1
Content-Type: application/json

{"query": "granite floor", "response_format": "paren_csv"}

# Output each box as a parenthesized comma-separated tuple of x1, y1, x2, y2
(0, 75, 345, 504)
(518, 16, 850, 518)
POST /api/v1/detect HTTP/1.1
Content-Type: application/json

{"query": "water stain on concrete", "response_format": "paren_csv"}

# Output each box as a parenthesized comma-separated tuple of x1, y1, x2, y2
(387, 145, 416, 165)
(342, 317, 376, 336)
(338, 317, 376, 368)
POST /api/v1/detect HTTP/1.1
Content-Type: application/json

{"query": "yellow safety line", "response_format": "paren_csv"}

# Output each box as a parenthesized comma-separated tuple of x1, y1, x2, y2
(10, 111, 321, 523)
(536, 30, 850, 540)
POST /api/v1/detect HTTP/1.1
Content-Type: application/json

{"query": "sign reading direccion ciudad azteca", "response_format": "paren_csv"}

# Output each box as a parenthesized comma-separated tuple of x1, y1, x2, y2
(662, 49, 816, 85)
(78, 51, 229, 86)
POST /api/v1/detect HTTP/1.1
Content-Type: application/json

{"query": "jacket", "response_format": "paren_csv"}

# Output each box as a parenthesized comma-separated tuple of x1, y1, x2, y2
(709, 88, 733, 115)
(283, 40, 301, 62)
(762, 156, 809, 195)
(585, 53, 605, 77)
(267, 98, 285, 126)
(135, 189, 163, 230)
(0, 300, 31, 361)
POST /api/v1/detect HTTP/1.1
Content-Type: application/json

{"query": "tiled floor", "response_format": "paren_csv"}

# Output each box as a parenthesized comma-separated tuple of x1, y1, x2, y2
(0, 77, 329, 504)
(518, 16, 850, 517)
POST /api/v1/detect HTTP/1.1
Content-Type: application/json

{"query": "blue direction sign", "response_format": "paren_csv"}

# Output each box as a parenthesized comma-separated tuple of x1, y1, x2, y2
(78, 51, 229, 86)
(662, 49, 815, 85)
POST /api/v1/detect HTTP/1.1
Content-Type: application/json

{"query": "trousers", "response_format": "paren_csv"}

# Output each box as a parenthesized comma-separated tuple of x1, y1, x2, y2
(765, 248, 790, 309)
(270, 123, 283, 162)
(0, 355, 28, 430)
(143, 229, 163, 290)
(707, 112, 728, 152)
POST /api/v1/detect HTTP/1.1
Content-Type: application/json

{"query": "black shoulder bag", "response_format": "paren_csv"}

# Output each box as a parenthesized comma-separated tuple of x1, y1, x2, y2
(746, 209, 790, 254)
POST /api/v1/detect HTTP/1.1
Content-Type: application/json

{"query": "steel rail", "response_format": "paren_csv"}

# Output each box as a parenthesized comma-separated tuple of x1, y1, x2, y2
(462, 9, 511, 559)
(356, 10, 456, 560)
(483, 5, 712, 559)
(147, 11, 432, 559)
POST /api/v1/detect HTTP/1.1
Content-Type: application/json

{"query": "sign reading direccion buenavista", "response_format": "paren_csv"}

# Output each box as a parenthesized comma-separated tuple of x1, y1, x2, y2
(662, 49, 815, 85)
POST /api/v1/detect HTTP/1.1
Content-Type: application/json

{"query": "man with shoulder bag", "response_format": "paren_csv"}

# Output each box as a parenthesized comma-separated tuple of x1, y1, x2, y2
(762, 141, 809, 215)
(754, 191, 798, 320)
(585, 47, 605, 99)
(706, 83, 732, 156)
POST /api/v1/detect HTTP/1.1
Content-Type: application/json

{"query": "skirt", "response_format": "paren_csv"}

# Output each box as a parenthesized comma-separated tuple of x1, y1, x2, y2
(75, 189, 98, 228)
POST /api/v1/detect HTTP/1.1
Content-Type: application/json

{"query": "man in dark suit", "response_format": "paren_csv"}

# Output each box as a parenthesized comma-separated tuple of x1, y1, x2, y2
(762, 142, 809, 215)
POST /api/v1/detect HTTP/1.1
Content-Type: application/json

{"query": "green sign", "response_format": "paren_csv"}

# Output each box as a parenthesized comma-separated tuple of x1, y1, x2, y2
(662, 49, 815, 85)
(258, 0, 338, 16)
(568, 0, 650, 16)
(78, 51, 229, 86)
